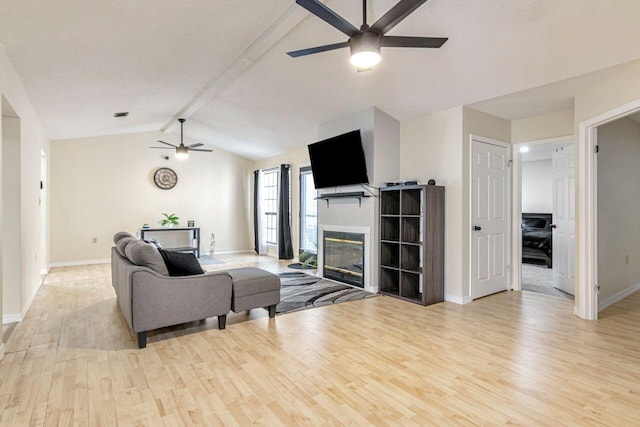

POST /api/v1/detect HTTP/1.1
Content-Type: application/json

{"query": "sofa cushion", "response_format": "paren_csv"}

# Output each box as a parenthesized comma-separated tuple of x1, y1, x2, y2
(116, 236, 137, 257)
(113, 231, 134, 244)
(125, 241, 170, 276)
(159, 250, 204, 276)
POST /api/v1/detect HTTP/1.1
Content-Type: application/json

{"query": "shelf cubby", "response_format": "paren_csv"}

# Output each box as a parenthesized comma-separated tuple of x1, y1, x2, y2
(381, 217, 400, 241)
(401, 189, 422, 216)
(401, 217, 422, 244)
(381, 242, 400, 269)
(401, 244, 421, 272)
(380, 267, 400, 295)
(381, 191, 400, 216)
(400, 271, 422, 302)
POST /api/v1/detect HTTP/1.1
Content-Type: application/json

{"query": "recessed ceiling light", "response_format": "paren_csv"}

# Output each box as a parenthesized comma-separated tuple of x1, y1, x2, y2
(114, 112, 129, 118)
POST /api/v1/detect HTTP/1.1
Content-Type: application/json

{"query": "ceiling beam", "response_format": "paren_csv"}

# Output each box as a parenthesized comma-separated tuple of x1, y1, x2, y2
(162, 2, 319, 133)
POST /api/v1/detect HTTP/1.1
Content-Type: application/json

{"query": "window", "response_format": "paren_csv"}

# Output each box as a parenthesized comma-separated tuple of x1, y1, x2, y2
(300, 167, 317, 253)
(261, 169, 279, 245)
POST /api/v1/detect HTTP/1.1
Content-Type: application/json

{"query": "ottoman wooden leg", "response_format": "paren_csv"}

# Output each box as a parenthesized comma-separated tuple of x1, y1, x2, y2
(268, 305, 277, 318)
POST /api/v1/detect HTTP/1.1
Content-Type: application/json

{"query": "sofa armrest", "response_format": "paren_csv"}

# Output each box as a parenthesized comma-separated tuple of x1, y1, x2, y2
(130, 270, 232, 333)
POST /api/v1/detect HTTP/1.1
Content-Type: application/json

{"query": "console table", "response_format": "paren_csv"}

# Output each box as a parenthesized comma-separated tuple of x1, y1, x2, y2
(140, 227, 200, 258)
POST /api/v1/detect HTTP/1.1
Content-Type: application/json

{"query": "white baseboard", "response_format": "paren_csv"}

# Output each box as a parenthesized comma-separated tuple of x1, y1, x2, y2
(40, 268, 49, 276)
(49, 258, 110, 268)
(3, 313, 22, 324)
(598, 282, 640, 312)
(445, 294, 473, 305)
(211, 249, 254, 255)
(0, 342, 5, 360)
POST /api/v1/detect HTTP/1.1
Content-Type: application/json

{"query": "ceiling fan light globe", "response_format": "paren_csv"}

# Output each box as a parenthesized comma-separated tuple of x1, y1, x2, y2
(175, 146, 189, 160)
(350, 51, 381, 68)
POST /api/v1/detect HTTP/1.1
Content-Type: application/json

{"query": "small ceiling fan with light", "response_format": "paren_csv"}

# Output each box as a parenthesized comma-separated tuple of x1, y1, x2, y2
(287, 0, 448, 70)
(150, 118, 213, 160)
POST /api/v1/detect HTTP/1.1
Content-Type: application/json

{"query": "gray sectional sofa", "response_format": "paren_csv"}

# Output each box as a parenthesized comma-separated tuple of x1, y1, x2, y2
(111, 232, 280, 348)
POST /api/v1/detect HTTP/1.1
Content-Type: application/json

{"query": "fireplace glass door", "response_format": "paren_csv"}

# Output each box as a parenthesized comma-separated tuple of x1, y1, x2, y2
(323, 231, 365, 287)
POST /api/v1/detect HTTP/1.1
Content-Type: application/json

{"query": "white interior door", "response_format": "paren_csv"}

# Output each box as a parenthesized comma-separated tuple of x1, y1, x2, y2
(472, 139, 509, 299)
(552, 144, 576, 295)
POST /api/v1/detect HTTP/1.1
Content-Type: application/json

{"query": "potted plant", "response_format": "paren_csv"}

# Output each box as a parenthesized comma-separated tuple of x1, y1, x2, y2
(160, 213, 179, 227)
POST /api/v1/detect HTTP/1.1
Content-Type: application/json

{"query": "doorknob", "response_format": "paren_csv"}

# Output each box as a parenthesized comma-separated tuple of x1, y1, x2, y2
(551, 224, 557, 229)
(474, 225, 482, 231)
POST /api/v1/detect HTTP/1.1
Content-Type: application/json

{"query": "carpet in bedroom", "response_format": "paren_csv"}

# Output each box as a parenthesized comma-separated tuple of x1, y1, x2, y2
(521, 263, 572, 299)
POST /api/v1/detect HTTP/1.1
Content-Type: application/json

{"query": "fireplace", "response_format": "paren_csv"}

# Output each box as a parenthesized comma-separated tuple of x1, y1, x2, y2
(323, 231, 365, 288)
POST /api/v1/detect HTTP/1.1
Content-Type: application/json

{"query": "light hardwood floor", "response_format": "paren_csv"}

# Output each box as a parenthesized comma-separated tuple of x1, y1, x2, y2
(1, 254, 640, 426)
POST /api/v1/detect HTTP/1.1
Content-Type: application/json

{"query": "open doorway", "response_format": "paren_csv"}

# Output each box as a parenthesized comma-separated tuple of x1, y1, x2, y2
(40, 150, 48, 277)
(594, 114, 640, 312)
(513, 138, 574, 300)
(2, 96, 23, 324)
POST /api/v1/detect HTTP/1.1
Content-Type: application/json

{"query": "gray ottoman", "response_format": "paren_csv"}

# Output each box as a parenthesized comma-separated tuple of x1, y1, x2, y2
(227, 267, 281, 318)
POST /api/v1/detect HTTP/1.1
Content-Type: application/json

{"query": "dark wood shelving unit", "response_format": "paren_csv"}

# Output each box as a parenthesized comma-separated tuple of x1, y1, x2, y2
(378, 184, 444, 306)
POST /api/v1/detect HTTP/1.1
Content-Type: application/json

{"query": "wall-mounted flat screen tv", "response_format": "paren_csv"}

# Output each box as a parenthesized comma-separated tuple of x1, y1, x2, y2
(307, 130, 369, 189)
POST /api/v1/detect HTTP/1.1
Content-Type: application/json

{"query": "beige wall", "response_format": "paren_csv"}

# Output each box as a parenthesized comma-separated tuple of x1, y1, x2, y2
(253, 146, 310, 256)
(596, 117, 640, 304)
(0, 45, 51, 331)
(401, 107, 464, 300)
(522, 160, 553, 213)
(512, 109, 574, 143)
(50, 131, 254, 264)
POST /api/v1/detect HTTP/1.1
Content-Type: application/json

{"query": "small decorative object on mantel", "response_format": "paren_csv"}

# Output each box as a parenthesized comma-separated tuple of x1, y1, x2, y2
(160, 213, 179, 227)
(428, 179, 436, 185)
(153, 167, 178, 190)
(142, 223, 150, 229)
(187, 220, 195, 227)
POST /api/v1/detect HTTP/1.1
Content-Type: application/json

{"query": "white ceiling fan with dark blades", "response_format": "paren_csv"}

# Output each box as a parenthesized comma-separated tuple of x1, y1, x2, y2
(150, 118, 213, 159)
(287, 0, 447, 70)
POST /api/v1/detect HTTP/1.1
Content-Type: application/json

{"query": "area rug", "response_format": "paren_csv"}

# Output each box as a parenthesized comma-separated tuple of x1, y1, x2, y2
(286, 262, 316, 270)
(198, 255, 225, 266)
(276, 272, 378, 315)
(522, 263, 572, 299)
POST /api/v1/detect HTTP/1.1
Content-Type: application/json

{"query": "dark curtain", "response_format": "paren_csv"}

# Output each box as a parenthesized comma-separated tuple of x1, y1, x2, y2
(253, 170, 260, 254)
(278, 164, 294, 259)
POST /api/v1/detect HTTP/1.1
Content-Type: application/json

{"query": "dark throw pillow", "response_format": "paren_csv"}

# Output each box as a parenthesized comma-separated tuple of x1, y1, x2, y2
(159, 250, 205, 276)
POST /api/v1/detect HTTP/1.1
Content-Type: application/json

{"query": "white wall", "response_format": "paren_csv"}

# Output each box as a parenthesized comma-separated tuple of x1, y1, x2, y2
(596, 117, 640, 305)
(50, 131, 254, 264)
(0, 44, 51, 333)
(2, 117, 22, 319)
(522, 160, 552, 213)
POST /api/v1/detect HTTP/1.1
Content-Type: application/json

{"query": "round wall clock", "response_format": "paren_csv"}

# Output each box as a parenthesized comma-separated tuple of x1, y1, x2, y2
(153, 167, 178, 190)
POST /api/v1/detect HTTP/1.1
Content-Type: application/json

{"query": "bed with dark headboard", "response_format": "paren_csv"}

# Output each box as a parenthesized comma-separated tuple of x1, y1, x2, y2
(522, 213, 552, 268)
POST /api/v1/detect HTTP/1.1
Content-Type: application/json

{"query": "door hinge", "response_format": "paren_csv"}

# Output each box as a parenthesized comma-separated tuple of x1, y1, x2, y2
(595, 284, 600, 293)
(595, 145, 599, 153)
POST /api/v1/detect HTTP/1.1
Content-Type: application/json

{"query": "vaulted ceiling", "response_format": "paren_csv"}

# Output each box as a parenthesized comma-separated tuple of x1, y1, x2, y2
(1, 0, 640, 159)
